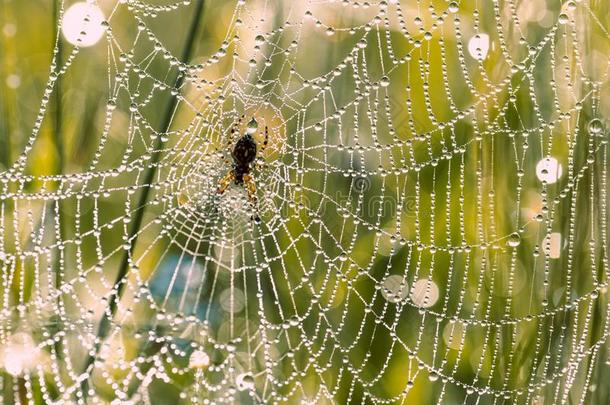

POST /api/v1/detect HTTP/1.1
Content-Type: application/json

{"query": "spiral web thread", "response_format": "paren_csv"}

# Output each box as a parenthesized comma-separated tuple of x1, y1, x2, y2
(0, 0, 609, 403)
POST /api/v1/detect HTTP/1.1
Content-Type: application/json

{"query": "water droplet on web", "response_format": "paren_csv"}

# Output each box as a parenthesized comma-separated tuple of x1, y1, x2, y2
(189, 350, 210, 369)
(380, 76, 390, 87)
(448, 2, 459, 13)
(588, 118, 604, 135)
(247, 118, 258, 134)
(325, 27, 335, 36)
(543, 233, 561, 258)
(558, 13, 569, 24)
(236, 372, 255, 390)
(254, 35, 265, 45)
(507, 232, 521, 247)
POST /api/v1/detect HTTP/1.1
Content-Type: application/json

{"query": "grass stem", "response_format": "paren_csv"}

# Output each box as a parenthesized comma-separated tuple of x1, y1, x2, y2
(80, 0, 206, 396)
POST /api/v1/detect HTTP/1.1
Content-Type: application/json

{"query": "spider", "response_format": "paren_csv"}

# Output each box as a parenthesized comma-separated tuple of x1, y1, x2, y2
(217, 115, 269, 222)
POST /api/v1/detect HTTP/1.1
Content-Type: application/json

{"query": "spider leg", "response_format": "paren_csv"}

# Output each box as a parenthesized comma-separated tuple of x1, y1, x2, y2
(215, 114, 246, 164)
(229, 114, 245, 149)
(242, 174, 261, 222)
(254, 126, 270, 171)
(217, 170, 235, 194)
(258, 125, 269, 154)
(217, 114, 244, 160)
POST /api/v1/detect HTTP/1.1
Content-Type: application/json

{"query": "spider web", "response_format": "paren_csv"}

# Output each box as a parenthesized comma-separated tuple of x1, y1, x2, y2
(1, 0, 609, 403)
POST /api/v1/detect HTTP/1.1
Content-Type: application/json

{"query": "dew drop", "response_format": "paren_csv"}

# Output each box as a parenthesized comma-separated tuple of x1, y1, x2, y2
(189, 350, 210, 369)
(558, 13, 569, 24)
(507, 232, 521, 247)
(247, 118, 258, 134)
(587, 118, 604, 135)
(236, 372, 255, 391)
(325, 27, 335, 36)
(448, 2, 459, 13)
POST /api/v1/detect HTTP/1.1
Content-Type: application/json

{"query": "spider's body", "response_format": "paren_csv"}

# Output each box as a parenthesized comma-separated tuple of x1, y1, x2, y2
(217, 116, 269, 222)
(231, 133, 257, 184)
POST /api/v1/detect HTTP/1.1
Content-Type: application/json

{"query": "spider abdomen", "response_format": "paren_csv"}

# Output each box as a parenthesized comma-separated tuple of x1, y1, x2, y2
(232, 134, 257, 183)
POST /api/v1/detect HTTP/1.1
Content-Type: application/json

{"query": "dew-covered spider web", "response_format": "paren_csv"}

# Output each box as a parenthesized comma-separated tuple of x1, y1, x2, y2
(1, 0, 609, 403)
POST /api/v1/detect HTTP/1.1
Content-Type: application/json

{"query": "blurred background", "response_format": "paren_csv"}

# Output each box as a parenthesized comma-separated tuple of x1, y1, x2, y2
(0, 0, 609, 403)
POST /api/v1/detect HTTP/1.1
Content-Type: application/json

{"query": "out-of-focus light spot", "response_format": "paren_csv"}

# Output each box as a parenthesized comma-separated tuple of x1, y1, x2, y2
(0, 333, 39, 376)
(521, 191, 543, 222)
(213, 239, 236, 265)
(543, 233, 561, 259)
(183, 261, 205, 288)
(536, 9, 554, 28)
(443, 321, 465, 350)
(468, 33, 490, 60)
(189, 349, 210, 368)
(517, 2, 553, 28)
(6, 74, 20, 89)
(381, 275, 409, 303)
(410, 279, 439, 308)
(3, 24, 16, 37)
(220, 287, 245, 313)
(62, 2, 106, 47)
(379, 231, 399, 256)
(536, 157, 562, 184)
(98, 336, 125, 364)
